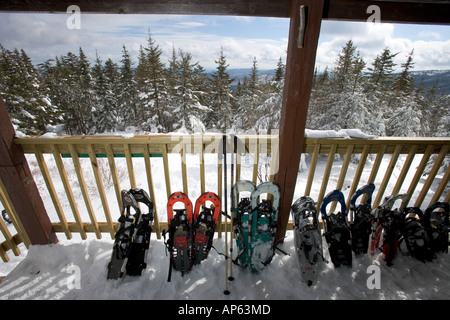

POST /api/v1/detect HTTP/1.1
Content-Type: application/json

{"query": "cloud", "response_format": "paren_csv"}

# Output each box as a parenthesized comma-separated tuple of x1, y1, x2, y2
(0, 13, 448, 72)
(316, 21, 450, 71)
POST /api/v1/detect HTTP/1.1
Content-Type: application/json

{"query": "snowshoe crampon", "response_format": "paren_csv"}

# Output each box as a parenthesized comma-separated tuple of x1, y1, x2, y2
(421, 202, 449, 254)
(321, 190, 352, 268)
(291, 196, 323, 286)
(192, 192, 221, 265)
(349, 183, 375, 256)
(165, 192, 193, 278)
(399, 207, 434, 263)
(370, 194, 407, 266)
(107, 188, 154, 280)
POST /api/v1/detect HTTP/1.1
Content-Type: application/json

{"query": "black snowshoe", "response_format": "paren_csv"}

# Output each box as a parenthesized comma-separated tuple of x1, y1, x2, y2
(399, 206, 434, 263)
(349, 183, 375, 256)
(125, 188, 154, 276)
(420, 202, 449, 254)
(107, 188, 154, 280)
(321, 190, 352, 268)
(291, 196, 324, 286)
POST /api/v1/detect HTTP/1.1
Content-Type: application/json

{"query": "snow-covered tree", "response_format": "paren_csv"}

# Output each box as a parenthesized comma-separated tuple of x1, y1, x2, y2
(205, 47, 235, 132)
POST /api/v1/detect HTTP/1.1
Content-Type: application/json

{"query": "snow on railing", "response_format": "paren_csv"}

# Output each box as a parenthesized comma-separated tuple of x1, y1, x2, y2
(0, 134, 449, 263)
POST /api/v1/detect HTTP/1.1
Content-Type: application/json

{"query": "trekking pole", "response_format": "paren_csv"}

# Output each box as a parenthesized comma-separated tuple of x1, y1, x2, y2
(222, 135, 230, 295)
(228, 134, 236, 282)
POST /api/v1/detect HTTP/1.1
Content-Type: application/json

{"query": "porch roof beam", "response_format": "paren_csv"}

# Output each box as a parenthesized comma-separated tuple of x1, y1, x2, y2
(0, 0, 449, 25)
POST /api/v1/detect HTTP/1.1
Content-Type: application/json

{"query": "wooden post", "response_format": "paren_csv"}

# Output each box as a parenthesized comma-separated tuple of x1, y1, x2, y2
(274, 0, 324, 243)
(0, 95, 58, 245)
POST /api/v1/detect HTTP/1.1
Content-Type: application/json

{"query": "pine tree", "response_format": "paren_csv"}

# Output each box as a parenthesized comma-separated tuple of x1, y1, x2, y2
(171, 49, 209, 133)
(205, 47, 235, 132)
(386, 50, 421, 137)
(92, 54, 120, 133)
(118, 45, 139, 129)
(0, 45, 57, 135)
(135, 32, 168, 132)
(235, 57, 263, 131)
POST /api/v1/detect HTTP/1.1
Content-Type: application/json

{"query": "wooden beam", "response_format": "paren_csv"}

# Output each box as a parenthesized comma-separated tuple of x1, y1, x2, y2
(274, 0, 324, 243)
(0, 0, 449, 24)
(0, 95, 58, 245)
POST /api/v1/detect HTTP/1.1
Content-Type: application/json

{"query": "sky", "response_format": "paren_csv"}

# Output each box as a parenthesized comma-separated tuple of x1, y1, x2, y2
(0, 12, 449, 72)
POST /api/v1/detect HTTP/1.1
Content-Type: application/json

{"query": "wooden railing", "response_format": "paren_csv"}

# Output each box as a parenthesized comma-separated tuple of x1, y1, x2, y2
(0, 134, 449, 263)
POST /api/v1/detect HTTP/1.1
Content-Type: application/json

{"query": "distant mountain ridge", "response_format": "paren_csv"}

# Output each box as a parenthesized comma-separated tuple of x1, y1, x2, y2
(223, 68, 450, 95)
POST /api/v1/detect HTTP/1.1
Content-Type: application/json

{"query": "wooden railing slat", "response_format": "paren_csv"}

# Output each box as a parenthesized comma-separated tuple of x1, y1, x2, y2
(0, 134, 446, 262)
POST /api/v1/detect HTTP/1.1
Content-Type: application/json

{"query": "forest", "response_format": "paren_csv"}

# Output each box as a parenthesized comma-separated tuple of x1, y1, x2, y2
(0, 34, 448, 137)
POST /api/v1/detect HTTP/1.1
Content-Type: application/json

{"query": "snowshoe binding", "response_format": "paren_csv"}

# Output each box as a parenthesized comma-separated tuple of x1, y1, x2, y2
(164, 192, 193, 280)
(421, 202, 449, 254)
(399, 207, 434, 263)
(192, 192, 221, 265)
(291, 196, 324, 286)
(321, 190, 352, 268)
(349, 183, 375, 256)
(107, 188, 154, 279)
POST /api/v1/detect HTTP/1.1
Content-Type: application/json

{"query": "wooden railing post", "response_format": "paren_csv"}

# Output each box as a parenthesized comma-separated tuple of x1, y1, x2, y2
(274, 0, 324, 243)
(0, 95, 57, 245)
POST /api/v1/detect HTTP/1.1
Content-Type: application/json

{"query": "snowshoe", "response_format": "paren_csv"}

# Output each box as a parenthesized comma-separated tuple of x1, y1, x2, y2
(192, 192, 221, 265)
(164, 192, 193, 280)
(125, 188, 154, 276)
(232, 180, 257, 270)
(421, 202, 449, 254)
(291, 196, 323, 286)
(349, 183, 375, 256)
(107, 189, 141, 280)
(248, 181, 280, 273)
(370, 194, 407, 266)
(321, 190, 352, 268)
(399, 207, 434, 262)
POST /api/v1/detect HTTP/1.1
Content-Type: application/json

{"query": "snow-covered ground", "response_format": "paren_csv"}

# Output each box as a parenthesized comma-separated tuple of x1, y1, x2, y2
(0, 131, 448, 300)
(0, 231, 449, 300)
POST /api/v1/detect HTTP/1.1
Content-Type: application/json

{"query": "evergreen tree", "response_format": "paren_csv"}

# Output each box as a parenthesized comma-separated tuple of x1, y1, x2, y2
(0, 45, 57, 134)
(205, 47, 235, 131)
(171, 49, 209, 132)
(135, 32, 168, 132)
(118, 45, 139, 128)
(92, 54, 120, 133)
(386, 50, 421, 136)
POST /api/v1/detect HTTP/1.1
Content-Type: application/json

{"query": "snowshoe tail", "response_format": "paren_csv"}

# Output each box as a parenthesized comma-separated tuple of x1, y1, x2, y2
(192, 192, 221, 265)
(350, 183, 375, 256)
(321, 190, 352, 268)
